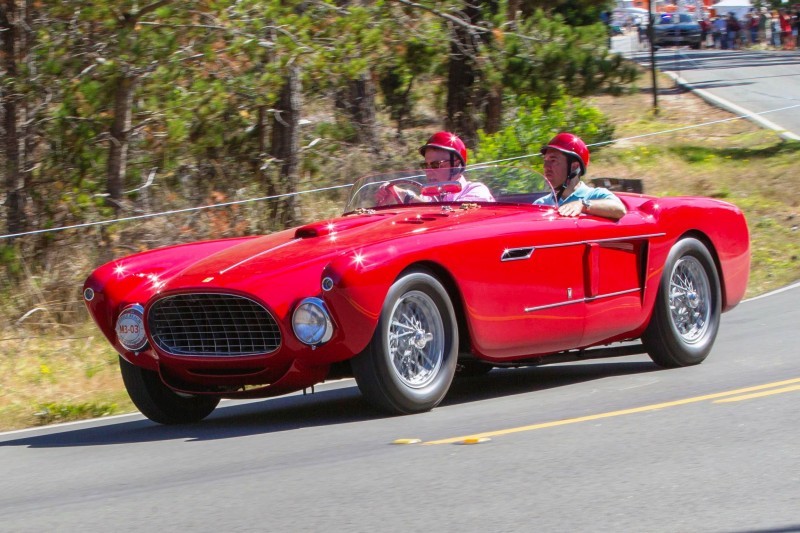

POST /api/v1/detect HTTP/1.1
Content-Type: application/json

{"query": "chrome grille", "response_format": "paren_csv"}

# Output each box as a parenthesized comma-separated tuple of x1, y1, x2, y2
(148, 293, 281, 356)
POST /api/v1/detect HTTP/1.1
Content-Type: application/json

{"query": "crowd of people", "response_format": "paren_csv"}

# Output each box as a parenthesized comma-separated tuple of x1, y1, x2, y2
(621, 7, 800, 51)
(702, 8, 800, 50)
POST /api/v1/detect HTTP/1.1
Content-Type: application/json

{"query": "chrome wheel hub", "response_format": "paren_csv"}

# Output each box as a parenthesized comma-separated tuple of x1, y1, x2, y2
(388, 291, 444, 388)
(668, 256, 711, 343)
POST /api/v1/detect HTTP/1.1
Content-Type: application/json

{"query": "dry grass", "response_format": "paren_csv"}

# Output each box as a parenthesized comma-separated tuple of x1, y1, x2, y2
(1, 68, 798, 431)
(0, 323, 133, 431)
(589, 70, 800, 296)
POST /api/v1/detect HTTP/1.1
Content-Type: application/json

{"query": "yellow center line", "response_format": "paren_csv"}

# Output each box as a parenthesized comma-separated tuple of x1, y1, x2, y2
(713, 384, 800, 403)
(423, 377, 800, 445)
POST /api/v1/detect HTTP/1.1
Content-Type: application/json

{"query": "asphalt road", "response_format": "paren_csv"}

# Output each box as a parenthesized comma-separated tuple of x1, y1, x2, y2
(1, 283, 799, 532)
(613, 34, 800, 140)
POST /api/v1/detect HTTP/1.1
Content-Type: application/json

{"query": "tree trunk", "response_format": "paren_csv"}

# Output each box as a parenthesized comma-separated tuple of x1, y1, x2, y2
(1, 0, 28, 234)
(106, 72, 137, 209)
(336, 72, 378, 147)
(270, 66, 302, 227)
(445, 4, 481, 147)
(484, 0, 519, 136)
(484, 86, 503, 134)
(507, 0, 519, 23)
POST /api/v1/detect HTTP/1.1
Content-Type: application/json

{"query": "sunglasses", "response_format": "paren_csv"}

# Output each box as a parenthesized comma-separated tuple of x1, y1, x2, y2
(421, 160, 452, 169)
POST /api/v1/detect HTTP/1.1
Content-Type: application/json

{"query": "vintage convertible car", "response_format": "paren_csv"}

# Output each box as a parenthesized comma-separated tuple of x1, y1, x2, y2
(83, 165, 750, 424)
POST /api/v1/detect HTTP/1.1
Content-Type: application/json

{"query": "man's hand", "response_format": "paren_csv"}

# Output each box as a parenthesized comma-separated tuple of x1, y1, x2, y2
(557, 198, 627, 220)
(558, 200, 584, 217)
(375, 182, 395, 206)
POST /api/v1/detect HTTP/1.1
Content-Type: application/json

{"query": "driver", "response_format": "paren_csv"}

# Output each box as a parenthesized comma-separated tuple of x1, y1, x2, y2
(534, 133, 626, 220)
(418, 132, 494, 202)
(378, 131, 494, 204)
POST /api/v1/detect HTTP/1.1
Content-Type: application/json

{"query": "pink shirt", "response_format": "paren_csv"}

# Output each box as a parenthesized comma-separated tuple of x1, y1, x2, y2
(442, 176, 495, 202)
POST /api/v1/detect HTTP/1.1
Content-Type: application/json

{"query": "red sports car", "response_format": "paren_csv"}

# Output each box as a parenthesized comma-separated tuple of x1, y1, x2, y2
(83, 166, 750, 424)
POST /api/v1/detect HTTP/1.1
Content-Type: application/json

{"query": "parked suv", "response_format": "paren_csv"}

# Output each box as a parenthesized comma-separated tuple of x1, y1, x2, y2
(653, 13, 702, 49)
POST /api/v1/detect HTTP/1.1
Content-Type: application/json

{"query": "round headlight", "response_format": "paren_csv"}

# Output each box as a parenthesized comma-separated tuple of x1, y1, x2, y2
(292, 298, 334, 346)
(116, 304, 148, 352)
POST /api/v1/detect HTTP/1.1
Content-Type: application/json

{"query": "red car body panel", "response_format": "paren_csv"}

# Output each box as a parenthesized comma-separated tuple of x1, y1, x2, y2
(84, 189, 750, 399)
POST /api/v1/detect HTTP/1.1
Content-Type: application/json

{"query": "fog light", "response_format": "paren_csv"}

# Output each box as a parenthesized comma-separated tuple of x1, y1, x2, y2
(116, 304, 147, 352)
(292, 298, 333, 345)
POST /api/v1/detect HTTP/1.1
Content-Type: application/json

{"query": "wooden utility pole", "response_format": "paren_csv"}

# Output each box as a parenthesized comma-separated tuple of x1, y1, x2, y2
(648, 0, 659, 115)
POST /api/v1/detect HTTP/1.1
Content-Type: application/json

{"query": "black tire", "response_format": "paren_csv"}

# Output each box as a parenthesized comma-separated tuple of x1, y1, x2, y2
(119, 356, 220, 424)
(351, 270, 458, 414)
(642, 238, 721, 368)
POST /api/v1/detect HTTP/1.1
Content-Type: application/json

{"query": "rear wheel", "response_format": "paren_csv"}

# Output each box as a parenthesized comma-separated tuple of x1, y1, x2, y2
(643, 238, 721, 367)
(119, 356, 220, 424)
(351, 270, 458, 414)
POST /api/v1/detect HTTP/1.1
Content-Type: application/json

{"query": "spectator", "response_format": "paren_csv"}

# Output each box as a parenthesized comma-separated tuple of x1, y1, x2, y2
(779, 9, 793, 50)
(713, 16, 727, 49)
(758, 7, 769, 45)
(637, 19, 649, 50)
(743, 12, 753, 46)
(727, 13, 741, 50)
(749, 10, 759, 45)
(699, 17, 711, 48)
(794, 10, 799, 49)
(772, 11, 782, 47)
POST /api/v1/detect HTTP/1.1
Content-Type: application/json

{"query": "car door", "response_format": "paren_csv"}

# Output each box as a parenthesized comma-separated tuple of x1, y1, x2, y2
(461, 215, 587, 360)
(576, 209, 659, 347)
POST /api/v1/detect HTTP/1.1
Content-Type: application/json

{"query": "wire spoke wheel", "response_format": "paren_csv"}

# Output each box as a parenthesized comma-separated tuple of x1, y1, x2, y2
(668, 256, 711, 343)
(351, 270, 458, 414)
(643, 238, 721, 368)
(388, 291, 445, 388)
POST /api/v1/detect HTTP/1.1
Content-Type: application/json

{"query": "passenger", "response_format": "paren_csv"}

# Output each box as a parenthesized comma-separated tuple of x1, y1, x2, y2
(534, 133, 627, 220)
(377, 131, 494, 204)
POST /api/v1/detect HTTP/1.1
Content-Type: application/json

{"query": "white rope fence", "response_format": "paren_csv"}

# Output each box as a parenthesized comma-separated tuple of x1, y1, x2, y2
(1, 103, 798, 241)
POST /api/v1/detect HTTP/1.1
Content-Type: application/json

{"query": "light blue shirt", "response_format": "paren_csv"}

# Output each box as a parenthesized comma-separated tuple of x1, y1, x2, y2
(534, 181, 616, 207)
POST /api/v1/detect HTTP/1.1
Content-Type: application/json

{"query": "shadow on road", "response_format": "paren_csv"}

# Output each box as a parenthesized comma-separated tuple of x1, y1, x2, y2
(0, 359, 658, 448)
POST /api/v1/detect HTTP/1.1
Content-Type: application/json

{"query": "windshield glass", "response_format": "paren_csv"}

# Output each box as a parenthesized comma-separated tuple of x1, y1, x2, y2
(344, 164, 555, 212)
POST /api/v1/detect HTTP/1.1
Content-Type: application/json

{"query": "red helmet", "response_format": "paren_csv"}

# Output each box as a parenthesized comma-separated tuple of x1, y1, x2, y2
(419, 131, 468, 165)
(540, 133, 590, 174)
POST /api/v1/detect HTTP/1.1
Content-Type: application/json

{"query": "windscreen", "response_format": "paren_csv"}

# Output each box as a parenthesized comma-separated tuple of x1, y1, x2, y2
(344, 165, 555, 212)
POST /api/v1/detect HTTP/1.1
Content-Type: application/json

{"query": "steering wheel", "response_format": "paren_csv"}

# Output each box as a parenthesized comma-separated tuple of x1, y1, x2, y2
(379, 179, 423, 205)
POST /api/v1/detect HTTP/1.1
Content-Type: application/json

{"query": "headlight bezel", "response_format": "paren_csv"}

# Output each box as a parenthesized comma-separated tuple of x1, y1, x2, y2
(292, 297, 334, 346)
(115, 303, 148, 353)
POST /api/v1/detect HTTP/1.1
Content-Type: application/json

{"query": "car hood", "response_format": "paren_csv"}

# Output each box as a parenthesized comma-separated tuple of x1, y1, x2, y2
(155, 204, 551, 293)
(655, 22, 700, 29)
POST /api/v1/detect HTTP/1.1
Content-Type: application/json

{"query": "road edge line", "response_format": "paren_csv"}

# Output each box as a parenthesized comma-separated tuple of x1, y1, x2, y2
(664, 70, 800, 142)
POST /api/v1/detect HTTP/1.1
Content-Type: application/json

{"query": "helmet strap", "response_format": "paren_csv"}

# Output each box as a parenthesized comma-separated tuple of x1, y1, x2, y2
(557, 160, 581, 201)
(448, 152, 463, 180)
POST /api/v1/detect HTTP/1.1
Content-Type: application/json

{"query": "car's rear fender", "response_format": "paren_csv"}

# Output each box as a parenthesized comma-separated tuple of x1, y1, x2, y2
(645, 198, 750, 313)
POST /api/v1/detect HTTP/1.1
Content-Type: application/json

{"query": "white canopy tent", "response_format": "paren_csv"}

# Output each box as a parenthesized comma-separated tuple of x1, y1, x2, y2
(712, 0, 754, 19)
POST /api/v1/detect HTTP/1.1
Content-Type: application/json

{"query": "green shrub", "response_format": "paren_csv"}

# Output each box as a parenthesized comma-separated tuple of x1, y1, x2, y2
(472, 94, 613, 194)
(473, 94, 614, 170)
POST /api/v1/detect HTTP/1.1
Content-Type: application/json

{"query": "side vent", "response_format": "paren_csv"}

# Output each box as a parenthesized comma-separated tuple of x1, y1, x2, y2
(501, 247, 535, 261)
